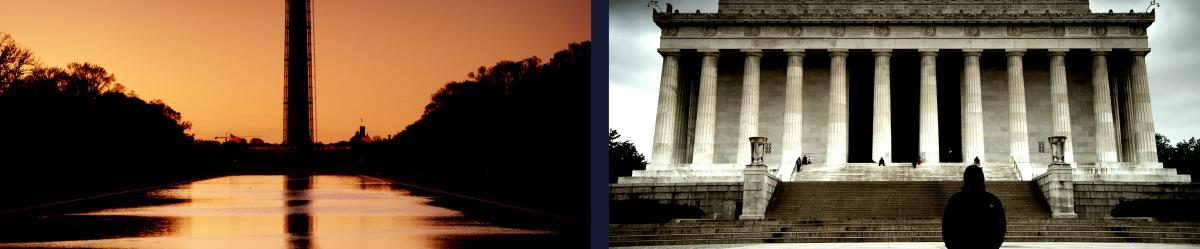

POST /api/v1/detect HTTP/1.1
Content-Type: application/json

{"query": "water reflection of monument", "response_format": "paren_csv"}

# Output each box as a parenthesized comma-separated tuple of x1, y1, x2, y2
(285, 175, 313, 249)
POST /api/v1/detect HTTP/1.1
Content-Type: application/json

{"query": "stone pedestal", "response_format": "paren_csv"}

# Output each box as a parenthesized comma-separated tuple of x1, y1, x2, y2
(1035, 163, 1078, 218)
(739, 164, 778, 220)
(740, 137, 778, 220)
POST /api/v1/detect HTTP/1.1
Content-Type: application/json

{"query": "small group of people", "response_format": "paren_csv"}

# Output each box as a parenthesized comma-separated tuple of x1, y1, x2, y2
(794, 155, 812, 169)
(792, 155, 983, 169)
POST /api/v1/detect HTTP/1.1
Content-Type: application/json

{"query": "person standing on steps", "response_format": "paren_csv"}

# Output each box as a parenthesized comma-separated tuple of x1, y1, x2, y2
(973, 156, 981, 166)
(942, 165, 1006, 249)
(795, 156, 804, 171)
(878, 157, 885, 167)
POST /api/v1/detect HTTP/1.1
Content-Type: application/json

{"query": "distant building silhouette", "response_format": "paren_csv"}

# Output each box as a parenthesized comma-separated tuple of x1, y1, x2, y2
(284, 0, 315, 146)
(350, 125, 371, 143)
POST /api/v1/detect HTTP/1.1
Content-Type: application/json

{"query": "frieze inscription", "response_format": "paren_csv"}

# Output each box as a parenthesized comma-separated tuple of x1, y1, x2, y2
(965, 26, 981, 37)
(788, 26, 804, 36)
(831, 26, 846, 37)
(923, 26, 937, 37)
(663, 26, 679, 37)
(1131, 25, 1147, 36)
(667, 24, 1144, 39)
(1068, 26, 1090, 35)
(718, 1, 1092, 15)
(1007, 26, 1023, 37)
(874, 26, 890, 37)
(1093, 26, 1108, 37)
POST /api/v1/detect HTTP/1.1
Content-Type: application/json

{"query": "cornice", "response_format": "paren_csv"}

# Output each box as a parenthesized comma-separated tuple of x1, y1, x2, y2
(652, 12, 1155, 26)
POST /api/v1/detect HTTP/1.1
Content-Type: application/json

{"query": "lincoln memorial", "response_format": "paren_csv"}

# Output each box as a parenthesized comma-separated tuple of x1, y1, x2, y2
(626, 0, 1188, 183)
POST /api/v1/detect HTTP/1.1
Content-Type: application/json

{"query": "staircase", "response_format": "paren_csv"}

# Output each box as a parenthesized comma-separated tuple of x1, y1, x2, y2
(609, 181, 1200, 246)
(609, 219, 1200, 246)
(766, 181, 1049, 219)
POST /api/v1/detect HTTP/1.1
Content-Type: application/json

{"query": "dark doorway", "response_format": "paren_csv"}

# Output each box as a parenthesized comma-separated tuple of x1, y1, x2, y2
(847, 50, 876, 163)
(938, 50, 963, 163)
(891, 50, 920, 163)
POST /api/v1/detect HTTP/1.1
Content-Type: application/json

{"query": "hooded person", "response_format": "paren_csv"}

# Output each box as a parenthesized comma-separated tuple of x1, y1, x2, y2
(942, 165, 1006, 249)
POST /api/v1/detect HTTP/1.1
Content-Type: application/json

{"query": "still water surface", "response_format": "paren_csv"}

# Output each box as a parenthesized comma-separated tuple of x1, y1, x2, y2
(0, 175, 556, 248)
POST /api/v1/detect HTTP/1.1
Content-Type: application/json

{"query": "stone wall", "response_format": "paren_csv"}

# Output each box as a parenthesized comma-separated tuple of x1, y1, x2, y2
(801, 54, 831, 164)
(758, 54, 787, 169)
(610, 183, 744, 220)
(1067, 52, 1098, 165)
(1024, 51, 1054, 169)
(1073, 182, 1200, 219)
(715, 55, 745, 164)
(981, 52, 1011, 163)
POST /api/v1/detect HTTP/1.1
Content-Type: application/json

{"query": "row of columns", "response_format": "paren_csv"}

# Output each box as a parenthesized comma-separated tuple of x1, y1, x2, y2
(649, 48, 1158, 169)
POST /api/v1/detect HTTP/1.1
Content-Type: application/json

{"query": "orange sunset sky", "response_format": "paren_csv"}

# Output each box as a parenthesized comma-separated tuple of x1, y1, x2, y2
(0, 0, 590, 143)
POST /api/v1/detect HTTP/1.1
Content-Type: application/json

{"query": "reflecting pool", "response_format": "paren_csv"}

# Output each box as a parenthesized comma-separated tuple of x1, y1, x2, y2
(0, 175, 561, 248)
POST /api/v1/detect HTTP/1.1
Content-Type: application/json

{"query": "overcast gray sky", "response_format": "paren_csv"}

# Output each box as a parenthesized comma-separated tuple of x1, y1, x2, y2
(609, 0, 1200, 159)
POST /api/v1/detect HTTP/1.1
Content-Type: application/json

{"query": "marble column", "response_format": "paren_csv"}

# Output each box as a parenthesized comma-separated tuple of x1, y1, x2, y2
(918, 49, 940, 164)
(871, 49, 892, 164)
(650, 49, 682, 169)
(1006, 50, 1031, 165)
(736, 50, 763, 166)
(1110, 62, 1125, 162)
(1121, 60, 1138, 162)
(1091, 49, 1119, 163)
(1129, 48, 1159, 163)
(779, 50, 805, 180)
(1048, 49, 1075, 164)
(962, 49, 985, 163)
(691, 49, 720, 166)
(826, 49, 850, 164)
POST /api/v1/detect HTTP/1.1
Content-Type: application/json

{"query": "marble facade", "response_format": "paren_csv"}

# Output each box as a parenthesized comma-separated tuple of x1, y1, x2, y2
(634, 0, 1185, 183)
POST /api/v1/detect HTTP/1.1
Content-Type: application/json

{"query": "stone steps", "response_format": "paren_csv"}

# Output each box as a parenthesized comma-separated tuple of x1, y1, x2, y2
(609, 219, 1200, 246)
(611, 226, 1200, 235)
(765, 181, 1049, 219)
(609, 180, 1200, 246)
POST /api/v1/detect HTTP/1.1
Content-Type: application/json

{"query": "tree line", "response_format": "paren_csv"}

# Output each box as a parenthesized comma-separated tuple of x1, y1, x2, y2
(0, 33, 200, 208)
(364, 41, 591, 227)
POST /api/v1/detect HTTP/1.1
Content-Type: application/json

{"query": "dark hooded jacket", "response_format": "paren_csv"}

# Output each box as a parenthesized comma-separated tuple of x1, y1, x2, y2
(942, 165, 1006, 249)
